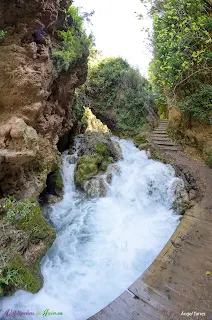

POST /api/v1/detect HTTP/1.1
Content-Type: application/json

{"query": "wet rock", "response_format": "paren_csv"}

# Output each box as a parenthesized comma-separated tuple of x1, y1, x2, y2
(138, 143, 151, 151)
(173, 189, 190, 214)
(77, 132, 123, 161)
(106, 164, 121, 184)
(83, 177, 107, 198)
(68, 154, 77, 164)
(74, 132, 122, 196)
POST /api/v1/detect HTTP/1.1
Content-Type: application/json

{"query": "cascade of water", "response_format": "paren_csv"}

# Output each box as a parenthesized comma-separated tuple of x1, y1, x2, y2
(0, 138, 181, 320)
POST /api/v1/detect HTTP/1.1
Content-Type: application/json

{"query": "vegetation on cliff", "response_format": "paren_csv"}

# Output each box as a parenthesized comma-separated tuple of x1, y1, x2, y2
(74, 57, 157, 133)
(52, 5, 93, 75)
(0, 198, 56, 296)
(145, 0, 212, 124)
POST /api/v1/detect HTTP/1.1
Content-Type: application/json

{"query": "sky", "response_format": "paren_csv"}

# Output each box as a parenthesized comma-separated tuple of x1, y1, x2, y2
(73, 0, 153, 77)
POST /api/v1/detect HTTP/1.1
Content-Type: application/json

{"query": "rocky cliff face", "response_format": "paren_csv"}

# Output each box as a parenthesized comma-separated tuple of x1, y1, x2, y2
(0, 0, 88, 198)
(168, 107, 212, 165)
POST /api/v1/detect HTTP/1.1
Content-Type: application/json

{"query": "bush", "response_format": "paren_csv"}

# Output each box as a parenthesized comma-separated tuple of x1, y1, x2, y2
(134, 134, 149, 146)
(0, 30, 7, 40)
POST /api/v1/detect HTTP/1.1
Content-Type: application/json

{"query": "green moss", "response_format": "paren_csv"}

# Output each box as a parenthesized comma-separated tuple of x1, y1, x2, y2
(151, 151, 166, 164)
(74, 155, 104, 185)
(17, 204, 56, 247)
(2, 197, 37, 223)
(55, 169, 64, 189)
(134, 134, 149, 147)
(0, 198, 56, 296)
(7, 255, 42, 293)
(96, 143, 108, 156)
(99, 157, 113, 172)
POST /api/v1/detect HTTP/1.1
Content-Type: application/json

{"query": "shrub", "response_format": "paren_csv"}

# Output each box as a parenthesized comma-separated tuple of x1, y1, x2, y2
(134, 134, 149, 146)
(0, 30, 7, 40)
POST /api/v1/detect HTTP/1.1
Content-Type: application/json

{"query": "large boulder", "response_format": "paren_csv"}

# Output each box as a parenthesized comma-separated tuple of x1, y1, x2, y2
(171, 180, 190, 214)
(74, 132, 122, 196)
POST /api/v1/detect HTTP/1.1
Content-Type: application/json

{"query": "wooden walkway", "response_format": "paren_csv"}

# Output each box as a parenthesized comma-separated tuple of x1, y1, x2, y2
(89, 121, 212, 320)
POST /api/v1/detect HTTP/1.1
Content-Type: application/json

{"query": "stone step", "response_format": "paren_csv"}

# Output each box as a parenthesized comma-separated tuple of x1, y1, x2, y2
(152, 130, 167, 134)
(151, 137, 173, 142)
(152, 140, 176, 146)
(157, 145, 178, 151)
(150, 134, 168, 139)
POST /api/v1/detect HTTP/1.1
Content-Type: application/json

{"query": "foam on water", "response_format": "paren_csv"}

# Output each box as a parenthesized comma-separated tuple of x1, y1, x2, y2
(0, 138, 181, 320)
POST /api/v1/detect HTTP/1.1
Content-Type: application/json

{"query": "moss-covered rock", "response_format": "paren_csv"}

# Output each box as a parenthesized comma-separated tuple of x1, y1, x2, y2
(73, 132, 122, 196)
(172, 189, 190, 215)
(74, 154, 104, 185)
(0, 197, 56, 296)
(151, 151, 166, 164)
(138, 143, 152, 151)
(134, 134, 149, 147)
(77, 132, 122, 161)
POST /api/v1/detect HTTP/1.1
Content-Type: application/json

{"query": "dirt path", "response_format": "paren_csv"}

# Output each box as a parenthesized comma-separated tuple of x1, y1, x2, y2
(89, 121, 212, 320)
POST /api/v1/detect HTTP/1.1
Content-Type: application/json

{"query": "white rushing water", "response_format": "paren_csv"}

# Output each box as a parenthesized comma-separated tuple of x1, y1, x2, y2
(1, 138, 181, 320)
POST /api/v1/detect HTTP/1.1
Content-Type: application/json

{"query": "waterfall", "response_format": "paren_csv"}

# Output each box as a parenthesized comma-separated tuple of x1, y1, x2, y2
(0, 138, 181, 320)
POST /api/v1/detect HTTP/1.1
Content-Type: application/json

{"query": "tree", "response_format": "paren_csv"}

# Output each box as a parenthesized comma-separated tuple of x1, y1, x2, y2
(74, 57, 156, 132)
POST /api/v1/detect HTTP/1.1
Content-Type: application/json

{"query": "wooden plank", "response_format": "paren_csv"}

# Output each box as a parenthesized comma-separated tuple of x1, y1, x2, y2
(120, 290, 163, 320)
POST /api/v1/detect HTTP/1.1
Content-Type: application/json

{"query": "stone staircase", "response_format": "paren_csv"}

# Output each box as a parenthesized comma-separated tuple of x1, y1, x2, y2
(150, 119, 179, 152)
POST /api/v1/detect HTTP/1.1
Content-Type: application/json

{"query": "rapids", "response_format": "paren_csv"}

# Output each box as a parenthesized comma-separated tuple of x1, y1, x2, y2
(0, 138, 181, 320)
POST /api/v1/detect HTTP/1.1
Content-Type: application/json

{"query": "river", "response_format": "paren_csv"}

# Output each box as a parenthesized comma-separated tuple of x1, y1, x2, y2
(1, 138, 181, 320)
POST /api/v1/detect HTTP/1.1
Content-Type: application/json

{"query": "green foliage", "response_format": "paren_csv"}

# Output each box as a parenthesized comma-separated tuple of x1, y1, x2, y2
(147, 0, 212, 123)
(3, 197, 37, 223)
(0, 255, 42, 293)
(2, 197, 56, 245)
(52, 6, 93, 75)
(96, 143, 108, 156)
(74, 57, 156, 132)
(177, 84, 212, 124)
(0, 269, 19, 285)
(134, 134, 149, 146)
(0, 30, 7, 40)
